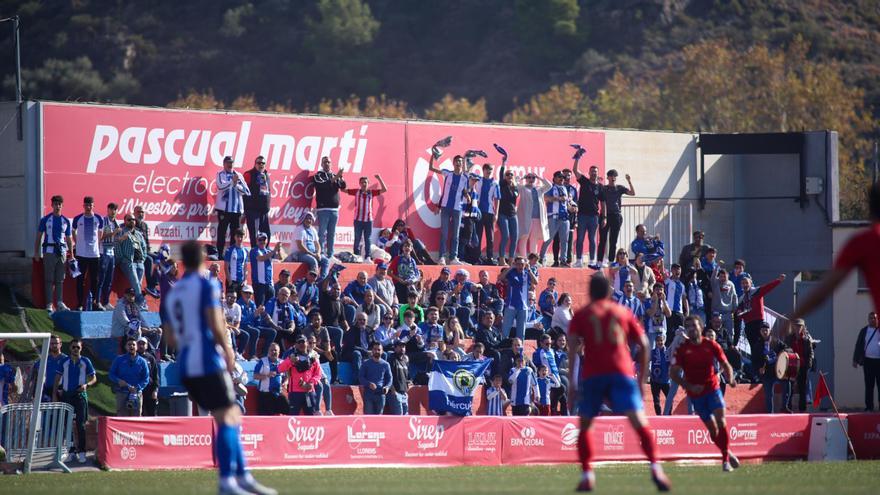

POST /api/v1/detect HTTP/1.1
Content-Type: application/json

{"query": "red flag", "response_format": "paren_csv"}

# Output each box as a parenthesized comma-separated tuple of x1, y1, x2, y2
(813, 373, 831, 408)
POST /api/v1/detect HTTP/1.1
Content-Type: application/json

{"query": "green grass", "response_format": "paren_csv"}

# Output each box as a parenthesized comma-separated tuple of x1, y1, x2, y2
(0, 284, 115, 415)
(0, 461, 877, 494)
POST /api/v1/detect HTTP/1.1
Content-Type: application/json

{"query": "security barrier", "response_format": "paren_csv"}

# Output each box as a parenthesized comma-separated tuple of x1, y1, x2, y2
(1, 402, 75, 473)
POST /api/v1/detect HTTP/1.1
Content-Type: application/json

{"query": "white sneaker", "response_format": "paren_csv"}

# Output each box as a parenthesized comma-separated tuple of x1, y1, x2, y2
(104, 303, 114, 311)
(728, 452, 740, 469)
(46, 304, 55, 313)
(438, 257, 447, 265)
(77, 452, 87, 463)
(57, 303, 71, 312)
(722, 461, 733, 472)
(236, 473, 277, 495)
(573, 259, 583, 268)
(449, 258, 463, 265)
(600, 261, 609, 268)
(218, 480, 251, 495)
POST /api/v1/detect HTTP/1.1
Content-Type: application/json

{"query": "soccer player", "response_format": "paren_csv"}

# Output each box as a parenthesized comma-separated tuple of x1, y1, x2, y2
(567, 274, 671, 492)
(670, 315, 739, 471)
(163, 241, 275, 495)
(791, 181, 880, 320)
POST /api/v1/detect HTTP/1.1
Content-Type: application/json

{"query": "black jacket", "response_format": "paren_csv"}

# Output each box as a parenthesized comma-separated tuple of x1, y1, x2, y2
(243, 167, 271, 214)
(474, 324, 503, 352)
(312, 173, 346, 209)
(388, 353, 410, 394)
(854, 326, 880, 366)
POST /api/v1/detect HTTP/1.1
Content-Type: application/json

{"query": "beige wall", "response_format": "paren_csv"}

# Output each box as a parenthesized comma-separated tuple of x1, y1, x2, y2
(831, 225, 875, 407)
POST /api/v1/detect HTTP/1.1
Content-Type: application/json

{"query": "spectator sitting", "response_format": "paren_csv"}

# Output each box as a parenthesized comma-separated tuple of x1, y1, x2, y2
(112, 288, 162, 353)
(261, 287, 303, 351)
(359, 288, 382, 329)
(222, 290, 244, 359)
(552, 334, 569, 415)
(285, 212, 330, 279)
(443, 316, 468, 359)
(442, 349, 460, 361)
(613, 280, 645, 321)
(387, 239, 423, 302)
(526, 253, 541, 284)
(274, 268, 295, 296)
(429, 267, 455, 304)
(373, 313, 398, 351)
(253, 343, 287, 415)
(538, 278, 558, 330)
(524, 292, 546, 340)
(396, 309, 420, 342)
(477, 270, 504, 316)
(610, 249, 637, 294)
(108, 338, 150, 417)
(368, 262, 398, 314)
(359, 341, 392, 415)
(631, 252, 656, 297)
(343, 270, 371, 321)
(419, 307, 444, 358)
(449, 268, 480, 334)
(550, 292, 573, 335)
(341, 312, 375, 379)
(293, 269, 321, 313)
(278, 336, 322, 416)
(474, 312, 504, 376)
(431, 291, 451, 323)
(249, 232, 282, 306)
(236, 284, 274, 360)
(386, 219, 435, 265)
(207, 262, 222, 283)
(630, 224, 665, 265)
(398, 290, 425, 326)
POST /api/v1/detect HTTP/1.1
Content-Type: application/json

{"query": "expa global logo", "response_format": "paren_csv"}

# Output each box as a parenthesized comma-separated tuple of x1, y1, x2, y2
(510, 426, 544, 447)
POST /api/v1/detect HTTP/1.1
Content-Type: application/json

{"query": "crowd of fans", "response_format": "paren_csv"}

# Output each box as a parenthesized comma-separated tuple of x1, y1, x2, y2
(29, 147, 820, 423)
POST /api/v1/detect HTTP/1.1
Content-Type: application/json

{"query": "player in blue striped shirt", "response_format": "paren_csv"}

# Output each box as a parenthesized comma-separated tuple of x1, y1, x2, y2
(509, 355, 538, 416)
(485, 374, 509, 416)
(224, 229, 249, 296)
(53, 338, 96, 463)
(164, 241, 275, 495)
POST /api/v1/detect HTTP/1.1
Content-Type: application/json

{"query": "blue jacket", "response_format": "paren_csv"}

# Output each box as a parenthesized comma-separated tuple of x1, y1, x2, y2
(359, 358, 392, 396)
(650, 347, 670, 384)
(109, 354, 150, 392)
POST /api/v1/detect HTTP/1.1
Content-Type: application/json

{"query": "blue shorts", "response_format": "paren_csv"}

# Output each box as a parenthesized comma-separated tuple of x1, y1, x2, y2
(690, 388, 725, 421)
(578, 373, 643, 418)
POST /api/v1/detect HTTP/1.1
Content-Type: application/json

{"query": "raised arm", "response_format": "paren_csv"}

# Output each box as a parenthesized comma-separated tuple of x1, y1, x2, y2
(428, 154, 443, 175)
(624, 174, 635, 196)
(375, 174, 388, 194)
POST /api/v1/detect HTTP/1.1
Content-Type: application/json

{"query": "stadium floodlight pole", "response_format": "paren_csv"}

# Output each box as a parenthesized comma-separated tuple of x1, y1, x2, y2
(0, 15, 23, 140)
(0, 332, 52, 473)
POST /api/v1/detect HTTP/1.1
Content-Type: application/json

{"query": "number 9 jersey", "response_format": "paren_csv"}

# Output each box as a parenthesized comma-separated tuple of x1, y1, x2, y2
(569, 299, 645, 380)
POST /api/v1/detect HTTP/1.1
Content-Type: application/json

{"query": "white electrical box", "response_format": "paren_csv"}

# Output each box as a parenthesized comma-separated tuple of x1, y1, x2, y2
(808, 417, 848, 462)
(806, 176, 824, 194)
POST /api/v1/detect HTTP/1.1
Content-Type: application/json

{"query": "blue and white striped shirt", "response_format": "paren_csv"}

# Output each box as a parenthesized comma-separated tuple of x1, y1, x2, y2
(486, 386, 505, 416)
(613, 291, 645, 319)
(536, 375, 559, 406)
(477, 178, 501, 215)
(38, 214, 71, 255)
(545, 185, 570, 220)
(224, 245, 249, 283)
(72, 213, 105, 258)
(664, 278, 686, 313)
(439, 170, 468, 211)
(254, 357, 283, 394)
(164, 272, 225, 378)
(509, 366, 537, 406)
(57, 356, 96, 393)
(249, 247, 273, 285)
(216, 170, 251, 213)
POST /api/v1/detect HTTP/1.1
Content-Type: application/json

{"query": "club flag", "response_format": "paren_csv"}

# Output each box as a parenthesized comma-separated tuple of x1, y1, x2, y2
(813, 372, 831, 409)
(428, 359, 493, 416)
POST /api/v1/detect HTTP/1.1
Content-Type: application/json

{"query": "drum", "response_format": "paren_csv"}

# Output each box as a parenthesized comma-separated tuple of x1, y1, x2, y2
(775, 351, 801, 380)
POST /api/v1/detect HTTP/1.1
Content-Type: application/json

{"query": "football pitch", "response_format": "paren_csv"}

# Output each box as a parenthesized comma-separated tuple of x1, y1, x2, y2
(1, 461, 878, 494)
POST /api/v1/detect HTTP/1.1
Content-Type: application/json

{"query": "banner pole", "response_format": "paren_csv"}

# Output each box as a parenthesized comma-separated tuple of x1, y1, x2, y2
(819, 371, 857, 460)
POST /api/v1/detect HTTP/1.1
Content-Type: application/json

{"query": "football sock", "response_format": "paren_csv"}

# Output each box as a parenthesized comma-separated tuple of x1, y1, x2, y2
(635, 425, 657, 463)
(577, 427, 593, 471)
(715, 427, 730, 463)
(216, 423, 237, 478)
(233, 424, 248, 477)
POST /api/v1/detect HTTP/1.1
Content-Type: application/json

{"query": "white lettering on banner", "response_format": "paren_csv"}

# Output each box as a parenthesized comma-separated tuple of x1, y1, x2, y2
(653, 429, 675, 446)
(120, 446, 137, 461)
(87, 120, 369, 175)
(509, 425, 545, 447)
(286, 417, 326, 452)
(466, 431, 497, 453)
(112, 431, 145, 446)
(602, 425, 625, 451)
(163, 434, 212, 447)
(687, 429, 713, 445)
(729, 426, 758, 442)
(240, 432, 264, 451)
(347, 418, 385, 457)
(864, 423, 880, 440)
(407, 417, 445, 449)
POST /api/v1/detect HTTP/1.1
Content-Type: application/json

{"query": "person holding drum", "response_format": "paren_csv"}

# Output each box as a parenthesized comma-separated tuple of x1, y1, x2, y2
(785, 318, 814, 412)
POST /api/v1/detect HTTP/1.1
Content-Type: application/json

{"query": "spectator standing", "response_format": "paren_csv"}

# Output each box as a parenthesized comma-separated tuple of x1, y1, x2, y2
(516, 172, 552, 258)
(237, 285, 271, 359)
(500, 257, 538, 341)
(34, 195, 73, 312)
(649, 334, 670, 415)
(610, 249, 637, 294)
(53, 338, 95, 463)
(509, 355, 538, 416)
(427, 153, 470, 265)
(685, 270, 705, 323)
(476, 163, 501, 264)
(278, 336, 322, 416)
(285, 212, 330, 279)
(387, 340, 410, 415)
(571, 159, 603, 268)
(109, 338, 150, 416)
(644, 284, 671, 348)
(345, 174, 387, 261)
(359, 341, 392, 415)
(711, 269, 738, 338)
(486, 375, 510, 416)
(613, 281, 644, 321)
(758, 322, 790, 413)
(663, 264, 688, 342)
(677, 231, 712, 280)
(242, 155, 272, 249)
(215, 155, 252, 256)
(312, 156, 347, 259)
(249, 233, 282, 306)
(534, 334, 563, 413)
(253, 343, 288, 415)
(535, 365, 560, 416)
(136, 337, 160, 416)
(538, 278, 558, 330)
(854, 312, 880, 411)
(114, 214, 148, 309)
(551, 169, 578, 267)
(98, 202, 121, 310)
(130, 205, 162, 298)
(631, 253, 656, 298)
(737, 274, 785, 372)
(596, 170, 635, 267)
(0, 354, 15, 407)
(786, 319, 814, 412)
(540, 171, 574, 267)
(496, 157, 519, 266)
(223, 229, 249, 296)
(30, 334, 66, 401)
(630, 225, 665, 265)
(72, 196, 104, 311)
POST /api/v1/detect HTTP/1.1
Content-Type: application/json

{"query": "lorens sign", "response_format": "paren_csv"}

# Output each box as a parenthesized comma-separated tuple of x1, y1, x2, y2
(84, 121, 371, 174)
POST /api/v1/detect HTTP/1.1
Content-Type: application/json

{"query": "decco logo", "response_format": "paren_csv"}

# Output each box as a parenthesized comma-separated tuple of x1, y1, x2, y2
(163, 434, 212, 447)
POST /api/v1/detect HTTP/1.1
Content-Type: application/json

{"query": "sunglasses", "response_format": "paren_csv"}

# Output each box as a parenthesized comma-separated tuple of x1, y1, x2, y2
(70, 346, 81, 350)
(256, 161, 266, 165)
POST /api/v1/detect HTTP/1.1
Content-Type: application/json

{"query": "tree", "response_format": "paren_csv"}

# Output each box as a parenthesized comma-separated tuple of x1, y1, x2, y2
(423, 94, 487, 122)
(12, 56, 138, 102)
(306, 94, 410, 119)
(503, 83, 592, 126)
(167, 89, 223, 110)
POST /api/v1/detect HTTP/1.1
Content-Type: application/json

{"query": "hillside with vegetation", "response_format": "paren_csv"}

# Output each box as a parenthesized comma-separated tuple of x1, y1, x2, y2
(0, 0, 876, 217)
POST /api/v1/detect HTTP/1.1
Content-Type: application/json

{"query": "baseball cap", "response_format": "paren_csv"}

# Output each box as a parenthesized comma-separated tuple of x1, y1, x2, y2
(241, 284, 254, 294)
(440, 267, 450, 274)
(760, 321, 771, 329)
(377, 263, 388, 270)
(455, 268, 469, 277)
(296, 335, 307, 343)
(792, 318, 806, 326)
(279, 269, 291, 276)
(301, 211, 315, 222)
(393, 340, 406, 347)
(137, 337, 148, 344)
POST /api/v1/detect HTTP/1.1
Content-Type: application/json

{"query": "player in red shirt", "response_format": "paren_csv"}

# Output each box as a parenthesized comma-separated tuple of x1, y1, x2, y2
(791, 181, 880, 320)
(671, 315, 739, 471)
(567, 275, 671, 492)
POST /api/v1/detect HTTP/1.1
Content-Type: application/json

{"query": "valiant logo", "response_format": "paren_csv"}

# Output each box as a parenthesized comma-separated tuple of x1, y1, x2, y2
(561, 423, 579, 451)
(510, 426, 545, 447)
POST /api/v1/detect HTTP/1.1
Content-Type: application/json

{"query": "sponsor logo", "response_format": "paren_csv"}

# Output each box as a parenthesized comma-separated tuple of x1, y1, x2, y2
(510, 425, 545, 447)
(407, 417, 445, 449)
(240, 431, 264, 451)
(687, 429, 713, 446)
(163, 434, 212, 447)
(347, 418, 385, 456)
(466, 431, 497, 453)
(654, 429, 675, 446)
(864, 423, 880, 441)
(452, 369, 477, 395)
(770, 431, 804, 439)
(120, 446, 137, 461)
(602, 424, 625, 451)
(286, 417, 326, 452)
(561, 423, 579, 451)
(112, 431, 145, 446)
(729, 426, 757, 442)
(86, 121, 370, 175)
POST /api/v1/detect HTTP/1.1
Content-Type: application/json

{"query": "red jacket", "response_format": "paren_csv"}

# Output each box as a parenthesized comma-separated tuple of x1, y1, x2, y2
(278, 356, 322, 393)
(738, 278, 781, 323)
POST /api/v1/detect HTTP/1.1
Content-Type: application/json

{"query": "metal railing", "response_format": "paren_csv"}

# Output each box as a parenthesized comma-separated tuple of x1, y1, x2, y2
(618, 201, 694, 264)
(1, 402, 74, 473)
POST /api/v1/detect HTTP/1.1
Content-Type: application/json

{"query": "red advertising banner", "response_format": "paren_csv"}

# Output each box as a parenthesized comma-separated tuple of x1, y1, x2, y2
(98, 416, 215, 470)
(97, 414, 827, 470)
(847, 413, 880, 459)
(40, 103, 605, 250)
